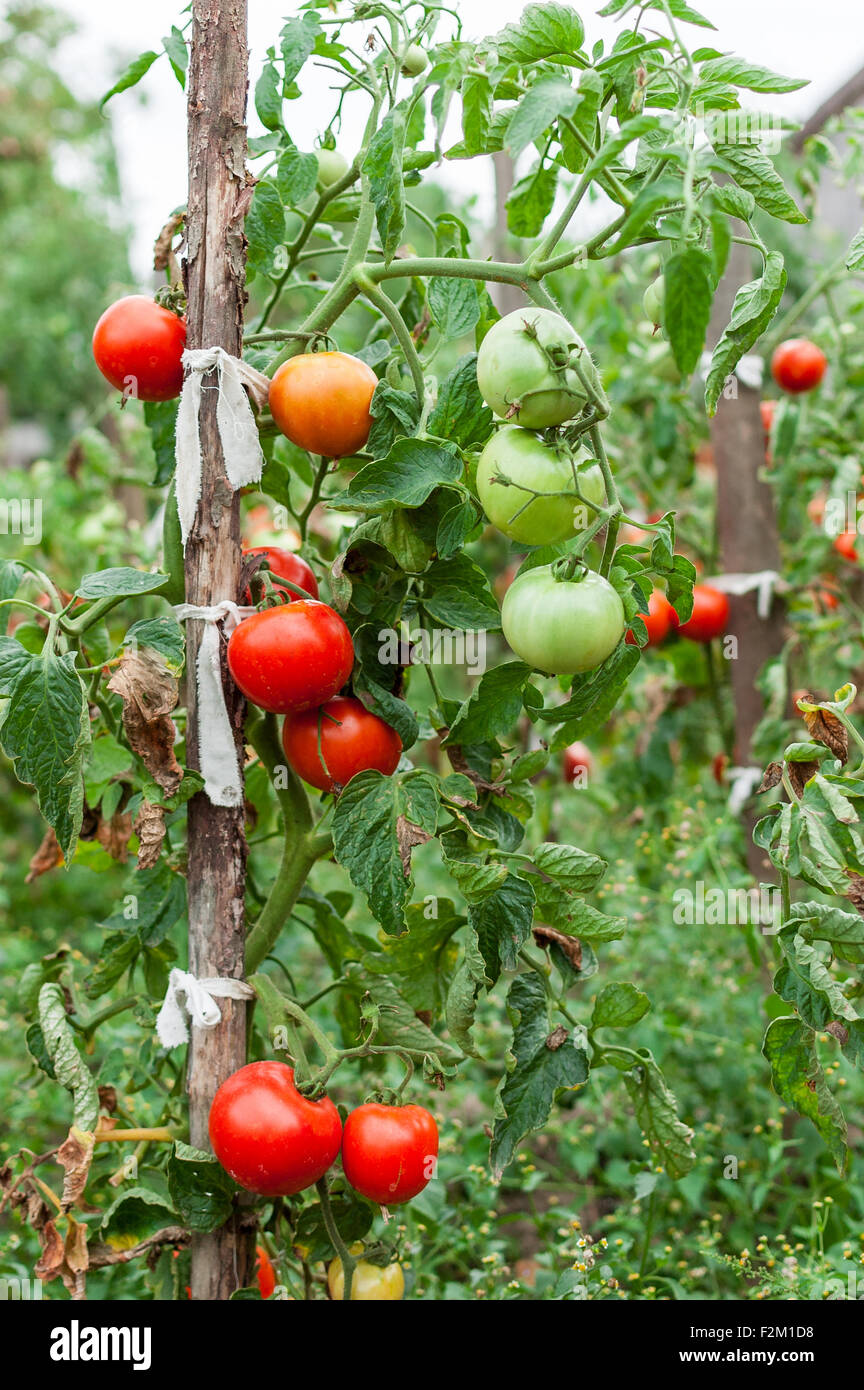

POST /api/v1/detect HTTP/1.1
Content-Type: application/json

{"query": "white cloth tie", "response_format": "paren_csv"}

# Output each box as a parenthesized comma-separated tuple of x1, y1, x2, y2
(726, 766, 765, 817)
(705, 570, 788, 620)
(173, 600, 255, 807)
(156, 968, 255, 1048)
(175, 347, 270, 547)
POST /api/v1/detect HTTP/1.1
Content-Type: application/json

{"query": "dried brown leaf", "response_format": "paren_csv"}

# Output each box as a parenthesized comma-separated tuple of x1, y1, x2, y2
(396, 816, 431, 877)
(96, 811, 133, 863)
(26, 827, 63, 883)
(758, 762, 784, 793)
(803, 704, 848, 763)
(532, 924, 583, 971)
(34, 1218, 66, 1281)
(56, 1127, 95, 1211)
(108, 650, 182, 795)
(133, 800, 165, 870)
(787, 760, 818, 799)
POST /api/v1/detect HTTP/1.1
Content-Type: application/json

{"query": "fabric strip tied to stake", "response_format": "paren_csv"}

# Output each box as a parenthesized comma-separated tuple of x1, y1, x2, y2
(174, 346, 270, 548)
(156, 969, 255, 1049)
(173, 600, 254, 808)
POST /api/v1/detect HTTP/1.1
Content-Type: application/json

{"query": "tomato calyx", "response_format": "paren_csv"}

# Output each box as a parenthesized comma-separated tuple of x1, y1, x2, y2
(154, 284, 187, 319)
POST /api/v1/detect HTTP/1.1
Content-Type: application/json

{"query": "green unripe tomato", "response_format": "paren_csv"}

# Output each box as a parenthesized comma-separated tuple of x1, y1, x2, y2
(501, 565, 625, 674)
(401, 43, 428, 76)
(316, 148, 349, 189)
(476, 426, 606, 545)
(643, 276, 665, 327)
(476, 307, 598, 430)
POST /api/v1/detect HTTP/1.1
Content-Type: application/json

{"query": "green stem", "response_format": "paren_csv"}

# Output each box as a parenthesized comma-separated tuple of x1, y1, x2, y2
(316, 1179, 357, 1300)
(244, 714, 328, 974)
(356, 271, 426, 410)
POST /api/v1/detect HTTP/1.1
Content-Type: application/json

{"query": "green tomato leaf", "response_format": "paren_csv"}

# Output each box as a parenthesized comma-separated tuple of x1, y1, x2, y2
(333, 439, 462, 512)
(762, 1018, 847, 1172)
(469, 872, 536, 981)
(490, 972, 590, 1179)
(428, 354, 493, 449)
(506, 76, 578, 158)
(663, 246, 714, 376)
(277, 146, 319, 204)
(490, 4, 586, 66)
(0, 646, 88, 860)
(705, 250, 786, 415)
(711, 142, 806, 224)
(76, 567, 169, 600)
(444, 662, 532, 747)
(100, 50, 159, 110)
(620, 1048, 696, 1179)
(332, 771, 439, 935)
(246, 179, 286, 279)
(698, 56, 808, 94)
(168, 1142, 236, 1233)
(592, 982, 651, 1029)
(363, 107, 407, 263)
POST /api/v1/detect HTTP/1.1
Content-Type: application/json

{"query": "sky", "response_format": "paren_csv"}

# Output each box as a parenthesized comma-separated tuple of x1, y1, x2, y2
(48, 0, 864, 279)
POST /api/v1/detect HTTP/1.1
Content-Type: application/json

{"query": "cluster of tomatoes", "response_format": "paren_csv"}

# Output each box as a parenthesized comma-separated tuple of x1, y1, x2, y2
(473, 308, 631, 674)
(208, 1061, 438, 1299)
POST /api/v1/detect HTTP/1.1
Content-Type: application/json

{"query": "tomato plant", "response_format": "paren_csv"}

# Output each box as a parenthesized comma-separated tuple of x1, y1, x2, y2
(7, 0, 864, 1322)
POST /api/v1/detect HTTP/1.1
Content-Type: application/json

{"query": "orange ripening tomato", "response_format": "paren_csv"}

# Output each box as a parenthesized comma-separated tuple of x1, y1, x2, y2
(678, 585, 729, 643)
(625, 589, 675, 647)
(771, 338, 827, 394)
(269, 352, 378, 458)
(760, 400, 776, 435)
(255, 1245, 276, 1300)
(282, 695, 402, 793)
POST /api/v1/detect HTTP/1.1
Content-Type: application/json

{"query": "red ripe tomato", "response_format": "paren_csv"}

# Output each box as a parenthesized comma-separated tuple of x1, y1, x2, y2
(760, 400, 776, 435)
(255, 1245, 276, 1299)
(833, 530, 859, 563)
(243, 546, 318, 603)
(209, 1061, 342, 1197)
(341, 1103, 439, 1206)
(562, 741, 592, 784)
(712, 752, 729, 785)
(269, 352, 378, 458)
(227, 602, 353, 714)
(625, 589, 675, 647)
(771, 339, 827, 394)
(678, 585, 729, 643)
(282, 695, 402, 793)
(92, 295, 186, 401)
